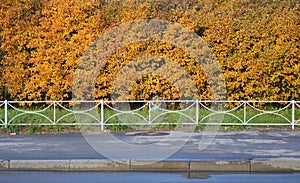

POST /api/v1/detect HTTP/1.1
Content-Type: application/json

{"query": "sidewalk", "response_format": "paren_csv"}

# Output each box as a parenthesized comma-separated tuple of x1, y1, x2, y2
(1, 131, 300, 172)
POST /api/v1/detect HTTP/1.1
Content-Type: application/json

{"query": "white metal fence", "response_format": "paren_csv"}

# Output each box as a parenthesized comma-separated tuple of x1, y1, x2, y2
(0, 100, 299, 130)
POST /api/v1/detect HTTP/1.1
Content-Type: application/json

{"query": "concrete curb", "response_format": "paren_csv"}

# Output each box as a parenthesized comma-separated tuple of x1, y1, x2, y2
(190, 160, 250, 172)
(0, 159, 9, 170)
(251, 158, 300, 172)
(9, 160, 70, 171)
(70, 159, 129, 171)
(1, 159, 300, 172)
(131, 160, 189, 171)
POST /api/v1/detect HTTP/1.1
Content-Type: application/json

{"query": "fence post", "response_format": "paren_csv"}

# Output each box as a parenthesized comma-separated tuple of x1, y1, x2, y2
(4, 100, 8, 128)
(292, 100, 295, 130)
(196, 100, 199, 124)
(148, 101, 151, 124)
(243, 101, 247, 124)
(101, 100, 104, 132)
(53, 101, 56, 125)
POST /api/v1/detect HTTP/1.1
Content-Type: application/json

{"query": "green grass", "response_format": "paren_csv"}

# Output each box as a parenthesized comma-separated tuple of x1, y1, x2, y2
(26, 124, 42, 134)
(6, 125, 21, 133)
(198, 106, 300, 124)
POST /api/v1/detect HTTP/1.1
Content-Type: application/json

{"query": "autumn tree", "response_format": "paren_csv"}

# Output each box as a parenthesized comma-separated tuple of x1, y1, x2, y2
(0, 0, 299, 103)
(0, 0, 102, 101)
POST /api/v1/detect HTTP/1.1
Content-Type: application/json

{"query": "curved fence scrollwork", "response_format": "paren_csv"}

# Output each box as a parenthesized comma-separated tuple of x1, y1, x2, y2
(0, 100, 299, 130)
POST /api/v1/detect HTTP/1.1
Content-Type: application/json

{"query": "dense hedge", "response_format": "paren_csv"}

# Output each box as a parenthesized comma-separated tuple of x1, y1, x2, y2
(0, 0, 299, 102)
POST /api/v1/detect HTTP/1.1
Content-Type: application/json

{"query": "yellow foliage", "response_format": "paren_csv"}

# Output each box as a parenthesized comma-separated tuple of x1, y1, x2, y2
(0, 0, 299, 103)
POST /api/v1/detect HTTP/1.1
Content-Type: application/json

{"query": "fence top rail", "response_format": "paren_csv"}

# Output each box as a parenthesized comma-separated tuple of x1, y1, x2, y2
(3, 100, 299, 103)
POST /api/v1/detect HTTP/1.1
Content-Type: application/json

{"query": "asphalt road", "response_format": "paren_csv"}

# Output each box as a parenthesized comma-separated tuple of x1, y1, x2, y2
(1, 131, 300, 161)
(1, 171, 300, 183)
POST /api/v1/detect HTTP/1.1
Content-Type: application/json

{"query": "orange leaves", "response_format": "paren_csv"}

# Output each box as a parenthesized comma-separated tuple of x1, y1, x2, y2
(1, 0, 102, 101)
(128, 75, 180, 101)
(200, 0, 300, 101)
(0, 0, 299, 102)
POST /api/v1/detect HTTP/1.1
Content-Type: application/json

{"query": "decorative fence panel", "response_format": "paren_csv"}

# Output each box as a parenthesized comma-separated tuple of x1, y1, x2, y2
(0, 100, 299, 130)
